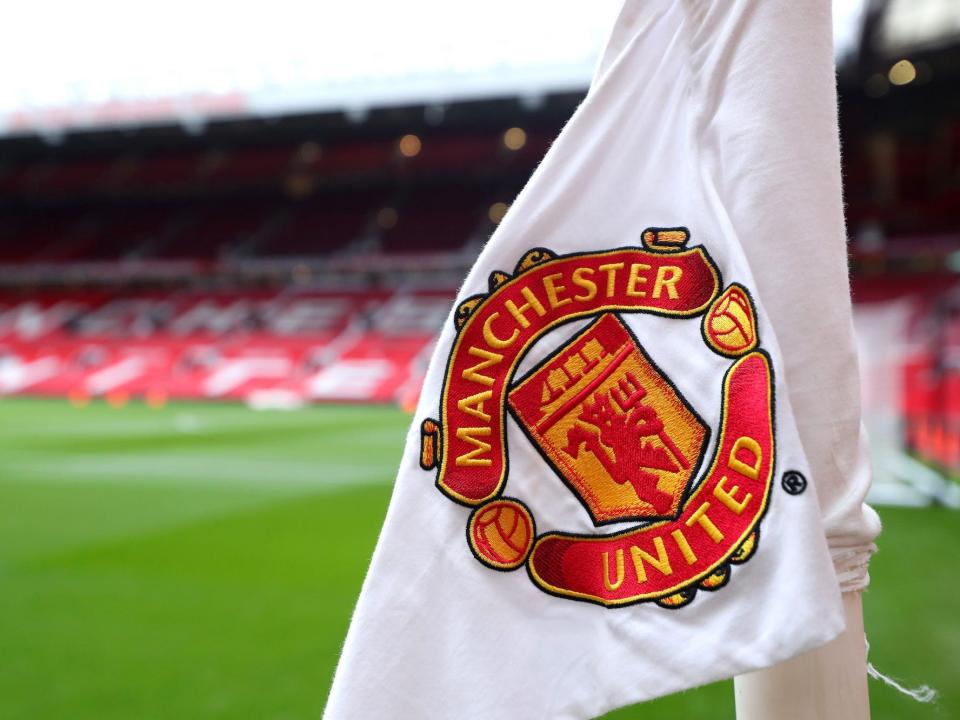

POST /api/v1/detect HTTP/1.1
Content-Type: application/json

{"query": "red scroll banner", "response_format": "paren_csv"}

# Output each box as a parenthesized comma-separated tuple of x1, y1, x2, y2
(437, 246, 720, 505)
(527, 352, 774, 606)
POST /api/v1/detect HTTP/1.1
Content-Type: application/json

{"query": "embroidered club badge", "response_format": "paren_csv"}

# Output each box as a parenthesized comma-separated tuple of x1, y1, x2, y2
(420, 228, 775, 608)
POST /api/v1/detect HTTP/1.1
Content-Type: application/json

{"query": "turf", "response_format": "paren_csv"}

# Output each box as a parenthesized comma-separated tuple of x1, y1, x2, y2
(0, 397, 956, 719)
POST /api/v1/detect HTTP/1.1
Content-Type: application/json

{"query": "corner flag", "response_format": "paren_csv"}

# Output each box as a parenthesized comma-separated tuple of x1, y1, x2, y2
(325, 1, 880, 717)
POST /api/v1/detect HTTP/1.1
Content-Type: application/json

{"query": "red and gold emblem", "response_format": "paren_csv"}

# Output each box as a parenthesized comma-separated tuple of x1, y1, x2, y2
(509, 314, 707, 524)
(420, 227, 776, 608)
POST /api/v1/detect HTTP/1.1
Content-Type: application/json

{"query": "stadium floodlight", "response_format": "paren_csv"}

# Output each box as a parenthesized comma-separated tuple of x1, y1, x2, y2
(888, 59, 917, 85)
(397, 134, 422, 158)
(502, 127, 527, 150)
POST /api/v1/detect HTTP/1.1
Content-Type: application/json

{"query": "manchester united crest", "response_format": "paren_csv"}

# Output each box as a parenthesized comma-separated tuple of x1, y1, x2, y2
(420, 228, 776, 608)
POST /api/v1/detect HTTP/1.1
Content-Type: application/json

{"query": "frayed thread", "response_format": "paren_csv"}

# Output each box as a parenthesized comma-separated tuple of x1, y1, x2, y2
(865, 639, 937, 704)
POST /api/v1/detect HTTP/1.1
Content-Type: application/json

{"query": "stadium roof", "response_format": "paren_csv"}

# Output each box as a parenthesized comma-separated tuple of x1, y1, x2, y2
(1, 0, 952, 139)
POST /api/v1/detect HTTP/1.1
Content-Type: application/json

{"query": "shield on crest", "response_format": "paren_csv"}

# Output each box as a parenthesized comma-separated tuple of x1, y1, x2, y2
(509, 313, 709, 525)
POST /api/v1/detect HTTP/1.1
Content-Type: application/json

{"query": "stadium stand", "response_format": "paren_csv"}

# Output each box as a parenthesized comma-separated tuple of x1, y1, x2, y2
(0, 289, 449, 404)
(0, 84, 956, 483)
(0, 119, 547, 406)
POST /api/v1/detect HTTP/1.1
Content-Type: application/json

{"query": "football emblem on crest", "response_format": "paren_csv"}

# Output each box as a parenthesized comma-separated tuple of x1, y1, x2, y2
(704, 284, 758, 357)
(468, 499, 535, 570)
(420, 227, 776, 608)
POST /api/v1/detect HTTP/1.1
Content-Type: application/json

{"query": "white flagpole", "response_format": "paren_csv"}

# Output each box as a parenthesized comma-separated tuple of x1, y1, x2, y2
(734, 592, 870, 719)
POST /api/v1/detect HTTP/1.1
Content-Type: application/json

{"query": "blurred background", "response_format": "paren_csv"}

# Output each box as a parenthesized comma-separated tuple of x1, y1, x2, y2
(0, 1, 957, 718)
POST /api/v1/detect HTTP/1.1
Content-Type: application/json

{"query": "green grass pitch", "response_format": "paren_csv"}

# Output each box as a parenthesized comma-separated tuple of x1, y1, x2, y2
(0, 397, 956, 719)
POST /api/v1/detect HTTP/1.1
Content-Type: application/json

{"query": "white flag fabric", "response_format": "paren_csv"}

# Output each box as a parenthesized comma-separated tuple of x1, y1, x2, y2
(324, 1, 879, 718)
